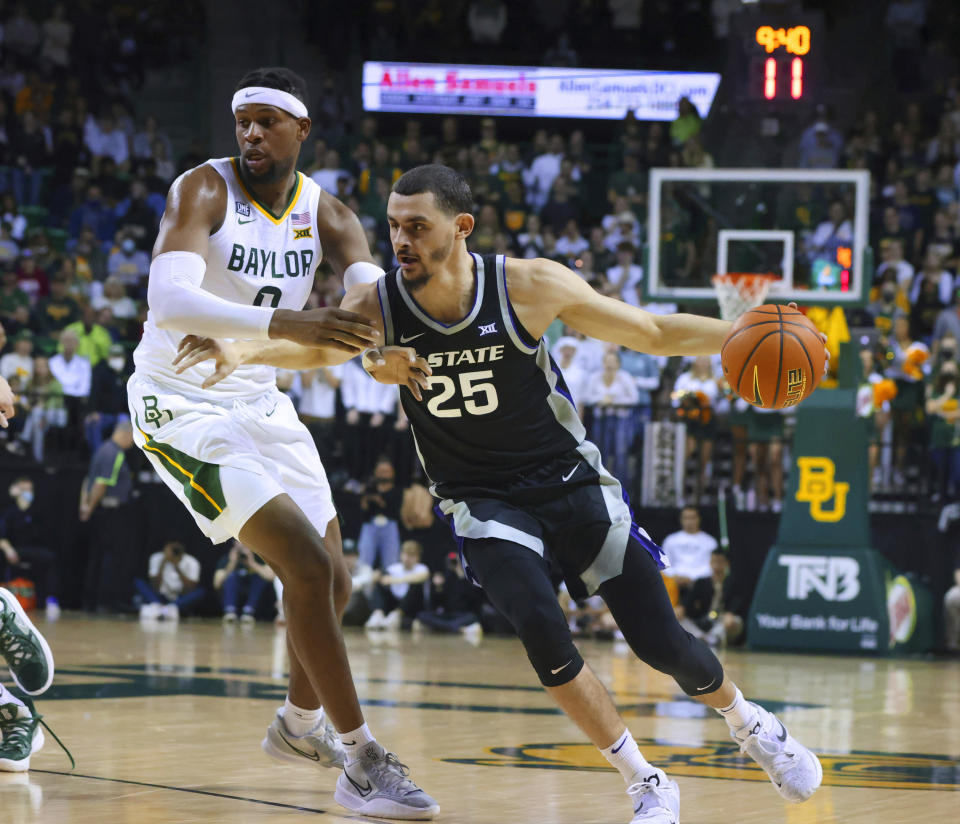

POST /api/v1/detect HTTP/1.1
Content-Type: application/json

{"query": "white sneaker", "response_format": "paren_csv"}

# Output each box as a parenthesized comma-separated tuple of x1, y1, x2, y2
(460, 622, 483, 640)
(382, 609, 403, 629)
(365, 609, 386, 629)
(240, 612, 255, 625)
(261, 707, 344, 769)
(44, 600, 60, 622)
(627, 770, 679, 823)
(160, 604, 179, 622)
(222, 611, 237, 624)
(732, 703, 822, 802)
(335, 742, 439, 819)
(139, 603, 161, 621)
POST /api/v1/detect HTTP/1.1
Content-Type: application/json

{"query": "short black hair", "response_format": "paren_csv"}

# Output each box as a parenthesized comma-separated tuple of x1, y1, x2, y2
(234, 67, 308, 106)
(392, 164, 473, 216)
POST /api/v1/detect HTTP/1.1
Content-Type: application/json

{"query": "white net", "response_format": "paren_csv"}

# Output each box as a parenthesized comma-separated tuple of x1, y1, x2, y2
(712, 273, 775, 321)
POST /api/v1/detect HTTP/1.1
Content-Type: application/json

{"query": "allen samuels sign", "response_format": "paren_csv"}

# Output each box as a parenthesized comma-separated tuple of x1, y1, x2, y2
(362, 62, 721, 120)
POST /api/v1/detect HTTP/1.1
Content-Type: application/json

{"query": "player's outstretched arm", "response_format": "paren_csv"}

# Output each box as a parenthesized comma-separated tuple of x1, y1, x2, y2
(508, 257, 732, 356)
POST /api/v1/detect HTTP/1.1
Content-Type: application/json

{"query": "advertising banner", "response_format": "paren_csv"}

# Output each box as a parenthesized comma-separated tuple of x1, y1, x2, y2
(362, 62, 721, 120)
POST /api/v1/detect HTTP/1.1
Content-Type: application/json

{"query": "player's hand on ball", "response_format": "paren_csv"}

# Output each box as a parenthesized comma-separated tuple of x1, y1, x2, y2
(173, 336, 241, 389)
(363, 346, 432, 400)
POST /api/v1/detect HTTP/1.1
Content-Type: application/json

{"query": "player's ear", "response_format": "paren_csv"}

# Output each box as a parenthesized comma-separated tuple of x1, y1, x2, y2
(455, 212, 474, 239)
(296, 116, 311, 143)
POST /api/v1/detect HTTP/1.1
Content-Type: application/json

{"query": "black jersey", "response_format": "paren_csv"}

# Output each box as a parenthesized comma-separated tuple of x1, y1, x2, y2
(377, 253, 584, 493)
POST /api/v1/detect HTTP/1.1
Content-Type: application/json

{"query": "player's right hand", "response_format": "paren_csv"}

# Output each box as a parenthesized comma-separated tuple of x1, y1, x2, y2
(173, 335, 241, 389)
(269, 307, 379, 353)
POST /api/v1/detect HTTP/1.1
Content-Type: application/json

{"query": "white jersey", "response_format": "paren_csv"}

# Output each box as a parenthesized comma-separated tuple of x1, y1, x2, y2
(133, 157, 324, 398)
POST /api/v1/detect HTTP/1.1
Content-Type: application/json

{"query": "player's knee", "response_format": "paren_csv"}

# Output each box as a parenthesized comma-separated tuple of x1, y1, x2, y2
(513, 604, 583, 687)
(276, 534, 334, 592)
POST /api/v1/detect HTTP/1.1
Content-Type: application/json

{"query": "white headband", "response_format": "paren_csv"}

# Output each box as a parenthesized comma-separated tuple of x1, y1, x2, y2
(231, 86, 309, 119)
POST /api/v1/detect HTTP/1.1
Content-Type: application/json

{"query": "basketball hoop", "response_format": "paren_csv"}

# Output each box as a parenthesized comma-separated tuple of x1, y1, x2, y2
(712, 273, 777, 321)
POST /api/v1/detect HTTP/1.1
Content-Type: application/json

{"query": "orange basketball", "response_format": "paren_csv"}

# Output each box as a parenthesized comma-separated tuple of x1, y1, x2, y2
(721, 304, 825, 409)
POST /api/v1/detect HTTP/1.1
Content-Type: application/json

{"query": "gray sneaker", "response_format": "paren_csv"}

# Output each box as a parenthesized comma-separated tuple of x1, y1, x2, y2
(732, 703, 822, 802)
(335, 742, 439, 820)
(261, 708, 345, 768)
(0, 589, 54, 696)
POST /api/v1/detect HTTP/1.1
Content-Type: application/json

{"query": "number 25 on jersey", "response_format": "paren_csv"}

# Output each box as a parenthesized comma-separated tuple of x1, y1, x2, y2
(426, 370, 499, 418)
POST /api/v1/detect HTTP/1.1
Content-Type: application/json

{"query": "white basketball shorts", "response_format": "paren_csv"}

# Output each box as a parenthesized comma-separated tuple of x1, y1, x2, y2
(127, 372, 336, 545)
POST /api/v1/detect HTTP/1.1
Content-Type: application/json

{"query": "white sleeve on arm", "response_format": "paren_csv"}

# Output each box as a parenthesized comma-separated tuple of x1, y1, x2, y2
(147, 251, 275, 339)
(343, 261, 385, 289)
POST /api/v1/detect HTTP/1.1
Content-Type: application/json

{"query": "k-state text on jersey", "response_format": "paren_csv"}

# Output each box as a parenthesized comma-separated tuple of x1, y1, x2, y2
(425, 345, 505, 368)
(226, 243, 315, 278)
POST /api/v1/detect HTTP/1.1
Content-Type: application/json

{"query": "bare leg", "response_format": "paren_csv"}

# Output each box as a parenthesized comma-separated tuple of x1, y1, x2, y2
(239, 495, 363, 733)
(286, 516, 352, 712)
(545, 664, 628, 749)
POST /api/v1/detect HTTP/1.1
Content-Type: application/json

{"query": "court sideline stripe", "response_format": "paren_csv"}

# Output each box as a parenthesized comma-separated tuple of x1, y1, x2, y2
(31, 769, 391, 822)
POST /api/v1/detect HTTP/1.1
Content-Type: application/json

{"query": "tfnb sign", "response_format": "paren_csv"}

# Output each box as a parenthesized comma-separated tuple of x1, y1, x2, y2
(779, 554, 861, 601)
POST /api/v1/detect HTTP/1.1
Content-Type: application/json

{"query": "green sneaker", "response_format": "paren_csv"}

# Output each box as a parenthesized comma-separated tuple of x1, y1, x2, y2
(0, 588, 54, 695)
(0, 696, 44, 772)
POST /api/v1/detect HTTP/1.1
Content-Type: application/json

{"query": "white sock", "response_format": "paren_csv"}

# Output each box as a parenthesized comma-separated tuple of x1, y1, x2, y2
(0, 683, 25, 709)
(282, 696, 323, 737)
(339, 722, 376, 763)
(717, 686, 758, 731)
(600, 729, 659, 785)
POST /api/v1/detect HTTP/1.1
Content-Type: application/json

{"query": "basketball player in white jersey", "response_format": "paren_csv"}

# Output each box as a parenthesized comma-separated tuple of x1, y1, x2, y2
(129, 68, 437, 820)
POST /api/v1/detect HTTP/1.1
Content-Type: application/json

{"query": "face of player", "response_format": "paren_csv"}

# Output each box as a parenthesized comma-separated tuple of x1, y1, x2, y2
(234, 103, 309, 185)
(387, 192, 474, 293)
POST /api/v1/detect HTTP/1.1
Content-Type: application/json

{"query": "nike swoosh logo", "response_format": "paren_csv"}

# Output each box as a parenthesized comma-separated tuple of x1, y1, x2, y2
(697, 677, 716, 692)
(611, 734, 629, 754)
(400, 332, 425, 343)
(561, 463, 580, 482)
(344, 769, 373, 796)
(265, 404, 278, 417)
(238, 218, 256, 224)
(776, 721, 788, 743)
(244, 91, 256, 98)
(276, 729, 321, 761)
(550, 660, 572, 675)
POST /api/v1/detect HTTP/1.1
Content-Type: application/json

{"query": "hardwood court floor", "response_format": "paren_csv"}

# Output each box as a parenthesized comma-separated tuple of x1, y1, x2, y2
(3, 616, 958, 823)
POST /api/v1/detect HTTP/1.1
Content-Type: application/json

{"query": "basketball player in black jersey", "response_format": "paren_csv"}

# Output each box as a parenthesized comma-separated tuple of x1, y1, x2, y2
(177, 164, 822, 823)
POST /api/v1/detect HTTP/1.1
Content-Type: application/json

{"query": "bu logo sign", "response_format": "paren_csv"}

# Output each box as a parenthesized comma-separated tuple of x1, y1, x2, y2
(795, 457, 849, 522)
(779, 554, 861, 602)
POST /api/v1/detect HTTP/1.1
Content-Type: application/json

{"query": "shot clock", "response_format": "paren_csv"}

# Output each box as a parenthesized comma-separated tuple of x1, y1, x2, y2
(728, 11, 824, 105)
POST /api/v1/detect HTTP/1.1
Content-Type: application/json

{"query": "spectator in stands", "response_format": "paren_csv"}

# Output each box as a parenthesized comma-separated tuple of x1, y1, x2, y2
(585, 349, 639, 487)
(85, 113, 130, 171)
(152, 139, 176, 183)
(85, 342, 130, 454)
(516, 213, 544, 258)
(807, 200, 853, 263)
(136, 540, 204, 621)
(115, 180, 159, 249)
(80, 419, 134, 612)
(800, 122, 842, 168)
(0, 265, 30, 332)
(933, 293, 960, 356)
(1, 330, 34, 389)
(554, 336, 588, 414)
(945, 549, 960, 653)
(132, 115, 172, 163)
(675, 549, 744, 647)
(15, 355, 65, 461)
(555, 218, 588, 260)
(107, 232, 151, 290)
(11, 110, 51, 206)
(747, 407, 787, 512)
(661, 506, 718, 596)
(365, 540, 430, 630)
(926, 353, 960, 497)
(887, 314, 930, 485)
(876, 238, 915, 292)
(68, 184, 116, 242)
(540, 177, 580, 233)
(910, 248, 954, 307)
(0, 477, 60, 618)
(618, 346, 661, 424)
(15, 251, 49, 304)
(606, 153, 645, 214)
(670, 96, 701, 148)
(414, 551, 484, 638)
(34, 275, 81, 339)
(0, 224, 19, 266)
(49, 327, 90, 434)
(340, 357, 396, 482)
(213, 541, 275, 624)
(297, 363, 342, 459)
(673, 356, 720, 503)
(357, 456, 402, 571)
(468, 0, 507, 44)
(523, 132, 565, 211)
(309, 148, 349, 193)
(604, 240, 643, 306)
(65, 305, 112, 366)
